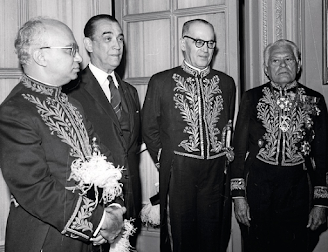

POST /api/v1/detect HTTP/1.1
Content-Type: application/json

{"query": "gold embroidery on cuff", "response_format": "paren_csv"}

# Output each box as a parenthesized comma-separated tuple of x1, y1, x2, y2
(231, 178, 245, 191)
(314, 186, 328, 199)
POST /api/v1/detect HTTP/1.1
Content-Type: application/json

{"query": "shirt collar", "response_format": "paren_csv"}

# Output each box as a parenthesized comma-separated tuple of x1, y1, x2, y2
(89, 62, 119, 88)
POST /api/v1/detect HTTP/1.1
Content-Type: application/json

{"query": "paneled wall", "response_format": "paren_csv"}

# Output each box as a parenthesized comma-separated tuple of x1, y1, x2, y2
(243, 0, 327, 94)
(0, 0, 114, 249)
(243, 0, 302, 89)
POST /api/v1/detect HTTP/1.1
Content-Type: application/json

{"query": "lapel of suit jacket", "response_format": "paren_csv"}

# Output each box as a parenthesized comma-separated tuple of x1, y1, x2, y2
(83, 67, 121, 129)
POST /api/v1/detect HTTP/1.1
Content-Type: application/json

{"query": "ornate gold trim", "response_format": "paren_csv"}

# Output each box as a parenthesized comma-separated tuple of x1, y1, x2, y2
(231, 178, 246, 191)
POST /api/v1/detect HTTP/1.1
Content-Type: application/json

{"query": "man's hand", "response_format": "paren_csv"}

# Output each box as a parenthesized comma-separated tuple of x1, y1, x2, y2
(307, 206, 326, 231)
(99, 205, 126, 243)
(234, 198, 251, 227)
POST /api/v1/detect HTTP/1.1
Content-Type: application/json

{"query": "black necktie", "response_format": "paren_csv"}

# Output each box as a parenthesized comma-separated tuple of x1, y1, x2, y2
(107, 75, 121, 119)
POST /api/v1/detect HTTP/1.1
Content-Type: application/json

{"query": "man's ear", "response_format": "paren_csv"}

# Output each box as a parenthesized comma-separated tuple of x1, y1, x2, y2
(180, 37, 186, 52)
(33, 49, 47, 67)
(297, 60, 302, 73)
(264, 65, 268, 76)
(83, 37, 93, 53)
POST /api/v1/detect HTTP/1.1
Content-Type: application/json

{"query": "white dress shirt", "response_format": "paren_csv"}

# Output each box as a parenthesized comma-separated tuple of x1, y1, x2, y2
(88, 62, 119, 103)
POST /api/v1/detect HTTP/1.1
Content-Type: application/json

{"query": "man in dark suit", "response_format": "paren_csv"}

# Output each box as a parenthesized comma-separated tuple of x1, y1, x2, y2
(64, 14, 142, 250)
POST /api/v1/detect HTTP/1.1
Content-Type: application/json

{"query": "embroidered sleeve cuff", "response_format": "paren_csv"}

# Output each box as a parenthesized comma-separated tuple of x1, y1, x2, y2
(231, 178, 246, 198)
(61, 197, 102, 241)
(313, 186, 328, 207)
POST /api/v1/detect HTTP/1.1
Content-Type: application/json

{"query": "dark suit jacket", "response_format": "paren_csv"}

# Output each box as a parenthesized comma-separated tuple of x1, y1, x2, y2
(65, 66, 142, 221)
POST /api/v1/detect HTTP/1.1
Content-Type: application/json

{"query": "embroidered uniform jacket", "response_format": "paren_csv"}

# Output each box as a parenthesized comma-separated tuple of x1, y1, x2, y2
(142, 62, 236, 244)
(0, 76, 106, 252)
(65, 66, 142, 220)
(230, 82, 328, 207)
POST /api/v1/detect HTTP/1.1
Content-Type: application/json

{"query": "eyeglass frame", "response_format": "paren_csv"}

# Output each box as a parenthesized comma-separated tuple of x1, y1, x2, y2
(183, 35, 216, 49)
(40, 43, 79, 57)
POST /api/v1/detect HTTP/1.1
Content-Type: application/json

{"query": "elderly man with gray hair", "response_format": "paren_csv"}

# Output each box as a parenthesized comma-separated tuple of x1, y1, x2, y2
(231, 39, 328, 252)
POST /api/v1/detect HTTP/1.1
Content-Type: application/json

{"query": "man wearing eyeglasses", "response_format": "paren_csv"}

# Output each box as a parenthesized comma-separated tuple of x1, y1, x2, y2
(0, 17, 126, 252)
(231, 39, 328, 252)
(142, 19, 236, 252)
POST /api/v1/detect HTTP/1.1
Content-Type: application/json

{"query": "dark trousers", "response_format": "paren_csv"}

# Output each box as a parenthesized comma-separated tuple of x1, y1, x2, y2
(241, 159, 313, 252)
(168, 156, 228, 252)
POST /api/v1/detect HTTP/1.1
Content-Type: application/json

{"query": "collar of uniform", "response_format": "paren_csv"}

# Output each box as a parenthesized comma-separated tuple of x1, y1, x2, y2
(89, 62, 119, 88)
(21, 74, 62, 97)
(182, 60, 210, 78)
(270, 80, 298, 91)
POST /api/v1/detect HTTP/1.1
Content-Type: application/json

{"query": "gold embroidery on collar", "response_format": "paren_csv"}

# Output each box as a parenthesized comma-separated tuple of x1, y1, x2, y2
(21, 75, 55, 96)
(181, 61, 210, 78)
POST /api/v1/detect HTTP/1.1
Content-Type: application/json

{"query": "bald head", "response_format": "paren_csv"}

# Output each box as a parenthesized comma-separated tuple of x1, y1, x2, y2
(15, 17, 74, 66)
(43, 19, 74, 41)
(15, 17, 82, 86)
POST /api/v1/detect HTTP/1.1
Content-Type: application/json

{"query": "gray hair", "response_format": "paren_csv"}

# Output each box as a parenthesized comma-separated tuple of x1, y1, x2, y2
(14, 17, 49, 66)
(263, 39, 301, 66)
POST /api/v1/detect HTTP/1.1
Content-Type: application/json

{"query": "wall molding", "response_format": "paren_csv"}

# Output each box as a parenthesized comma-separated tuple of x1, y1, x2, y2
(245, 0, 303, 89)
(275, 0, 284, 39)
(262, 0, 268, 47)
(92, 0, 100, 15)
(18, 0, 29, 26)
(0, 68, 22, 79)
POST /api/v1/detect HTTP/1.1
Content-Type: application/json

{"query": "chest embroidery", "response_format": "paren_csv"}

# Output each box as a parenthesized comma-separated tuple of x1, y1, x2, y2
(256, 86, 320, 166)
(172, 73, 224, 155)
(22, 93, 92, 160)
(20, 77, 99, 238)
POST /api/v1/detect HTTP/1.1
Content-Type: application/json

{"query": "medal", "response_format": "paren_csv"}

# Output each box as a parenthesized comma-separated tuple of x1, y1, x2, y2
(279, 115, 290, 132)
(276, 92, 294, 132)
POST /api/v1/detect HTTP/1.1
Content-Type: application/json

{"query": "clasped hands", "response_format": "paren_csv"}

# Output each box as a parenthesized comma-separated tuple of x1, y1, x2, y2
(233, 198, 326, 230)
(91, 204, 126, 246)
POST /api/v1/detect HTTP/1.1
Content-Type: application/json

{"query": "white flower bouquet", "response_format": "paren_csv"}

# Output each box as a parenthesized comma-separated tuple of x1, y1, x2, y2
(67, 138, 135, 252)
(68, 152, 124, 207)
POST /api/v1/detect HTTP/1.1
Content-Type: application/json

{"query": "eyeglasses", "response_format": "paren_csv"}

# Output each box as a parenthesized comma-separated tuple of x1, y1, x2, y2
(269, 57, 296, 66)
(183, 35, 216, 49)
(40, 43, 79, 57)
